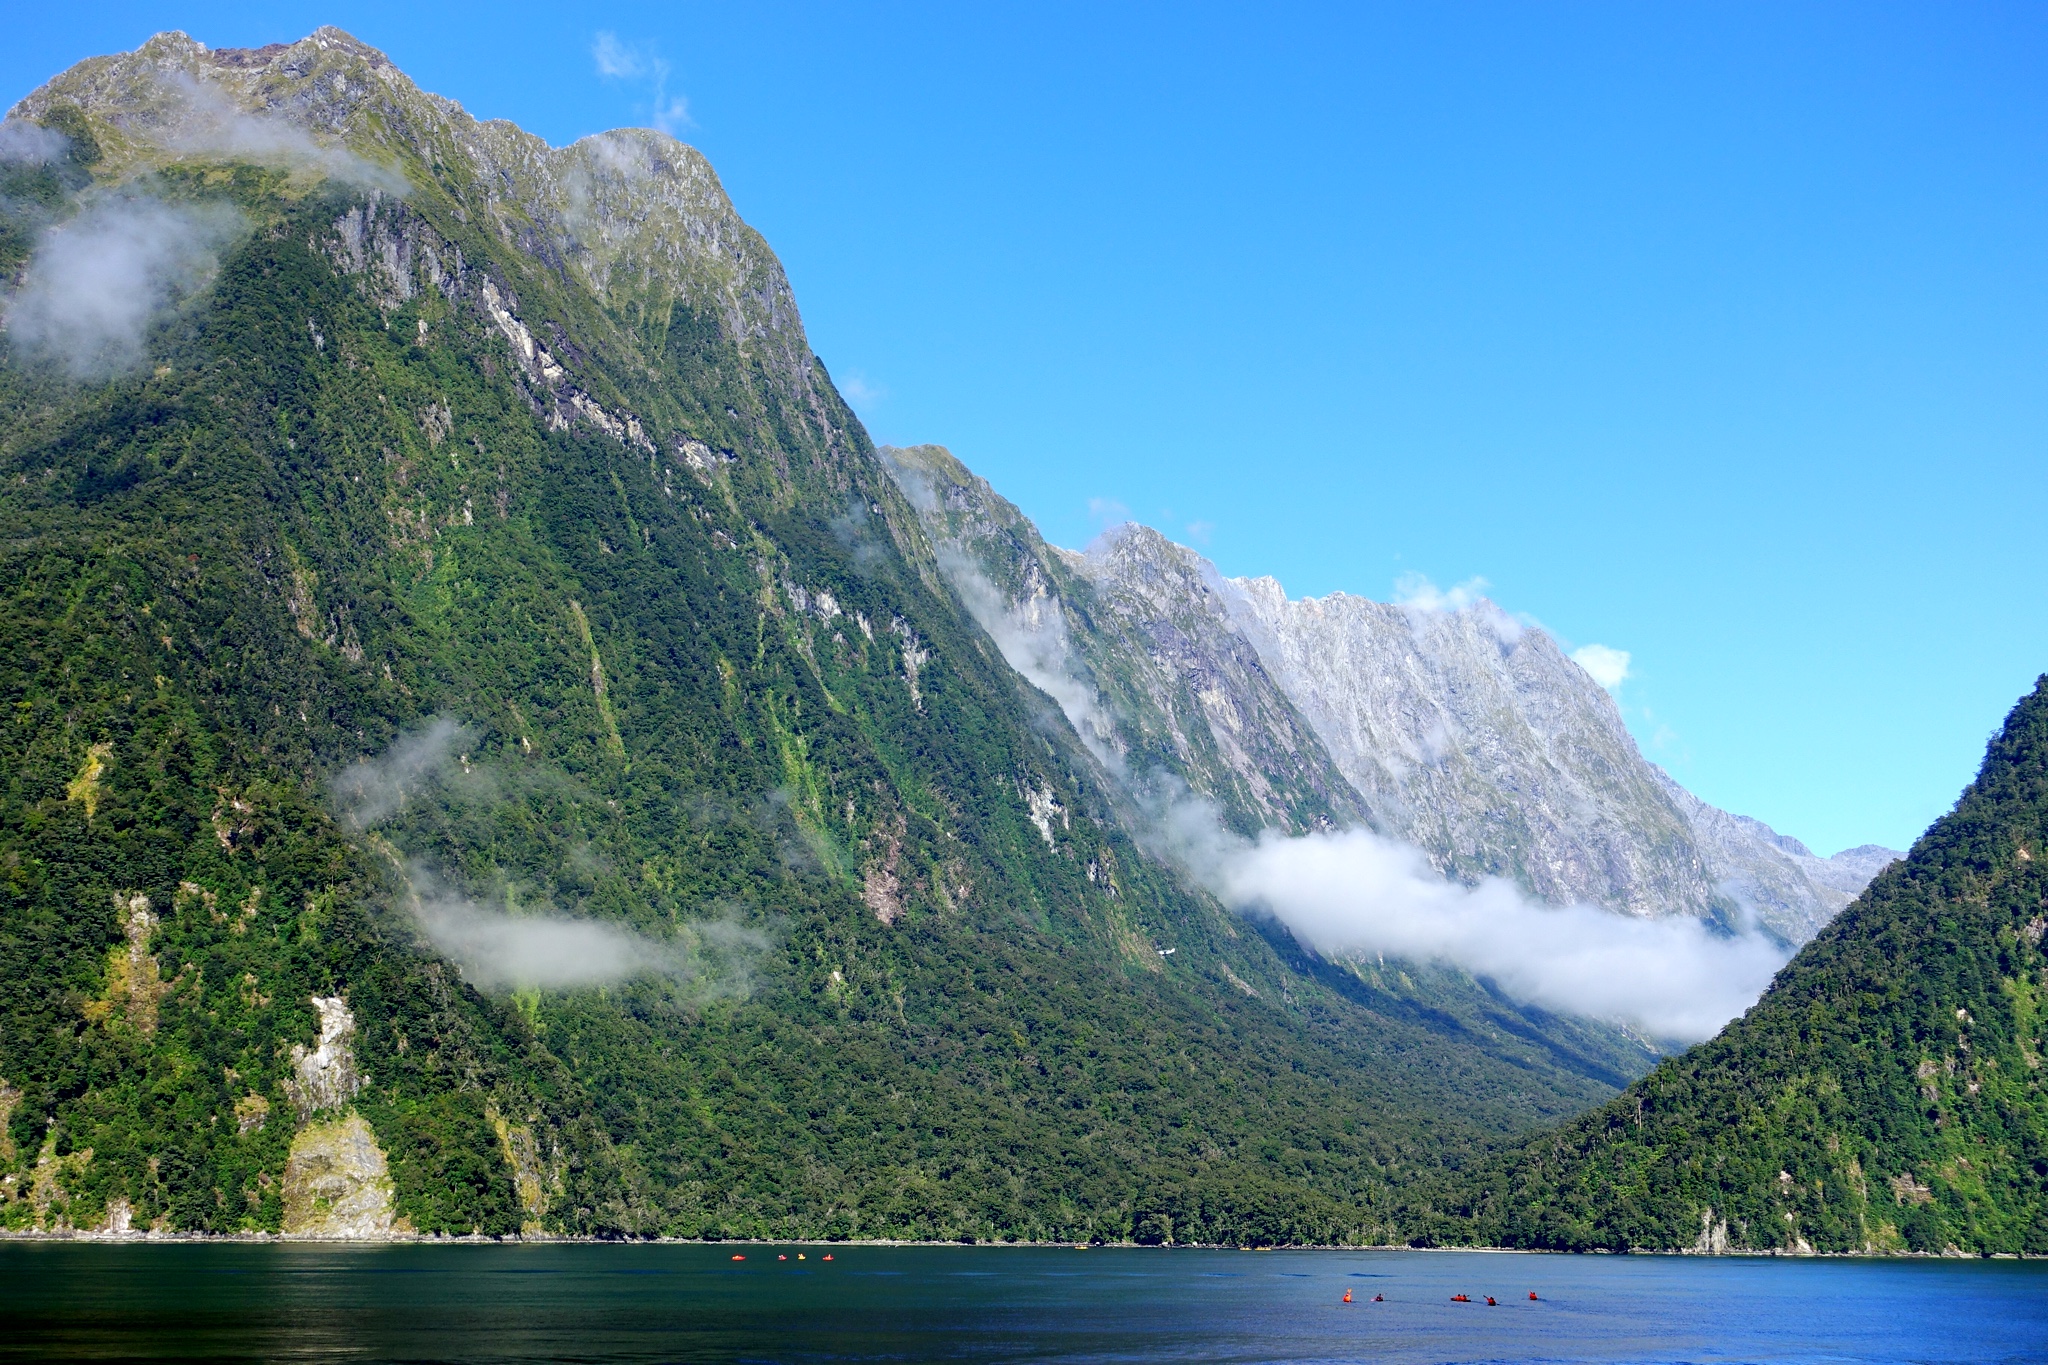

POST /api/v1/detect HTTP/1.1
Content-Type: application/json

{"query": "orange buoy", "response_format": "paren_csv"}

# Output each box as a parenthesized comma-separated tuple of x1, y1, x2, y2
(1343, 1290, 1353, 1303)
(1529, 1292, 1539, 1301)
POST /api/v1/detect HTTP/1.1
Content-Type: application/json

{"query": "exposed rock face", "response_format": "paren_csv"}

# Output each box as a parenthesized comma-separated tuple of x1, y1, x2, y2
(82, 892, 167, 1036)
(885, 445, 1895, 943)
(285, 995, 363, 1120)
(1222, 576, 1895, 940)
(281, 1112, 398, 1238)
(489, 1107, 552, 1235)
(882, 444, 1362, 837)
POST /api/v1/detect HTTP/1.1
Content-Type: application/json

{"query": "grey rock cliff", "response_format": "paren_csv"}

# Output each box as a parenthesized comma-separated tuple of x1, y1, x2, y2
(886, 445, 1895, 943)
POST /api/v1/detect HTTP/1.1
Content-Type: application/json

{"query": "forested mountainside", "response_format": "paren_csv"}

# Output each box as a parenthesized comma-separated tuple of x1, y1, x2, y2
(0, 29, 1657, 1244)
(1430, 678, 2048, 1255)
(883, 444, 1893, 945)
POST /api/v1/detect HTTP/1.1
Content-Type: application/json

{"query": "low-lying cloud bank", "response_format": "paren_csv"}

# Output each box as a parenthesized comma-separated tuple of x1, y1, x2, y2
(401, 862, 762, 997)
(1215, 827, 1783, 1040)
(331, 719, 764, 997)
(897, 508, 1784, 1042)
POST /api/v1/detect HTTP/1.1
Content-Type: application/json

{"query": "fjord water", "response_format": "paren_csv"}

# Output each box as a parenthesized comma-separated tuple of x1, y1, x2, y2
(3, 1244, 2043, 1364)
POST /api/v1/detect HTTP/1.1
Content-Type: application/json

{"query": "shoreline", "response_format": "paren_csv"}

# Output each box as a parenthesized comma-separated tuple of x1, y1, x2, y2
(0, 1230, 2030, 1258)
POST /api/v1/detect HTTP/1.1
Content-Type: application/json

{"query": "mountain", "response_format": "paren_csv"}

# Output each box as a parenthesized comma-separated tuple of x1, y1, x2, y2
(0, 29, 1660, 1244)
(883, 445, 1892, 945)
(1436, 677, 2048, 1254)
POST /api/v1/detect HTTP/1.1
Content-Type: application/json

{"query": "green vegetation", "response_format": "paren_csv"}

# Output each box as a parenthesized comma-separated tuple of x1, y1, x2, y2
(11, 36, 2033, 1253)
(0, 87, 1638, 1245)
(1427, 678, 2048, 1254)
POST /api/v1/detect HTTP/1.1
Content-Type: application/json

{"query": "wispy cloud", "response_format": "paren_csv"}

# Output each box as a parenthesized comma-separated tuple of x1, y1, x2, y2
(329, 716, 470, 830)
(332, 720, 766, 996)
(3, 193, 244, 377)
(934, 545, 1124, 763)
(592, 31, 693, 135)
(1571, 643, 1631, 691)
(152, 74, 407, 192)
(1087, 497, 1130, 527)
(1391, 571, 1488, 614)
(1183, 519, 1215, 546)
(837, 371, 886, 412)
(1215, 825, 1783, 1041)
(0, 118, 68, 165)
(401, 860, 761, 996)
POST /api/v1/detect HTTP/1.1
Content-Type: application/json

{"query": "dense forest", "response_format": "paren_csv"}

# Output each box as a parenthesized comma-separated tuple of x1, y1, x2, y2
(0, 32, 1649, 1245)
(1421, 678, 2048, 1255)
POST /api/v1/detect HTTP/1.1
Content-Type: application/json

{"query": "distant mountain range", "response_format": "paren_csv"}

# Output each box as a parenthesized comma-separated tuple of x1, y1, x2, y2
(883, 444, 1894, 946)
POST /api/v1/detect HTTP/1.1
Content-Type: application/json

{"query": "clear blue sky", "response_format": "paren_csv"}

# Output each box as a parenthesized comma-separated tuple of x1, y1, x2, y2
(9, 3, 2044, 856)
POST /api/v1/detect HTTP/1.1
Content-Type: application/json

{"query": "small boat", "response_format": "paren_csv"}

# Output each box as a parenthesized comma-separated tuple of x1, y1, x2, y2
(778, 1255, 787, 1261)
(822, 1254, 834, 1261)
(730, 1254, 745, 1261)
(1528, 1292, 1538, 1301)
(1451, 1294, 1470, 1303)
(1373, 1294, 1384, 1302)
(1485, 1297, 1498, 1306)
(1343, 1290, 1353, 1303)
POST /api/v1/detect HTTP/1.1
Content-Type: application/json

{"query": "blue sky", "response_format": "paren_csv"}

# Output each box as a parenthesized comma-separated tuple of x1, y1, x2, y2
(8, 3, 2043, 856)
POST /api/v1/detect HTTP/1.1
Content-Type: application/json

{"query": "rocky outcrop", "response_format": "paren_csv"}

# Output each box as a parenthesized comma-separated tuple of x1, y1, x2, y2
(284, 995, 364, 1120)
(281, 1112, 399, 1238)
(81, 893, 166, 1036)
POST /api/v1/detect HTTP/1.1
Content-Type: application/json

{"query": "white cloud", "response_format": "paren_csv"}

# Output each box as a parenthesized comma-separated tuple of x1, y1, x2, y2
(4, 195, 244, 377)
(1572, 643, 1632, 691)
(1391, 571, 1488, 614)
(329, 717, 468, 830)
(1087, 497, 1130, 526)
(152, 74, 407, 192)
(837, 371, 886, 411)
(1184, 519, 1215, 546)
(406, 863, 761, 996)
(0, 118, 68, 165)
(592, 31, 694, 135)
(933, 546, 1124, 764)
(592, 31, 649, 79)
(1217, 825, 1784, 1041)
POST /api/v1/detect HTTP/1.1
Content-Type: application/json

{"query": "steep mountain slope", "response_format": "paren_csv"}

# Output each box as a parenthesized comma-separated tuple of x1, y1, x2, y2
(882, 444, 1362, 838)
(1438, 677, 2048, 1254)
(0, 29, 1645, 1244)
(885, 444, 1890, 943)
(1224, 577, 1888, 941)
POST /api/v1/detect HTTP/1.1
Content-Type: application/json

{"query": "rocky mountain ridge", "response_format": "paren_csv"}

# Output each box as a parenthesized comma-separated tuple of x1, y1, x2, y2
(884, 444, 1894, 945)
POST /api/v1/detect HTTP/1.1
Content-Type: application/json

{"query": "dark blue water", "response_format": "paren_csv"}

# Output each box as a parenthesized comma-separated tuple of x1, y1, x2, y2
(1, 1242, 2042, 1363)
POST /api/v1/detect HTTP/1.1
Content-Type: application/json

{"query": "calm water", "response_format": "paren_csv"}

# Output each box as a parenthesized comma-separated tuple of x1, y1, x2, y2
(1, 1242, 2042, 1364)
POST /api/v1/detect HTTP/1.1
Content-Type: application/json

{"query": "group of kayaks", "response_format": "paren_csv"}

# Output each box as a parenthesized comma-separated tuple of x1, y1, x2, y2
(1342, 1290, 1540, 1305)
(727, 1253, 834, 1261)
